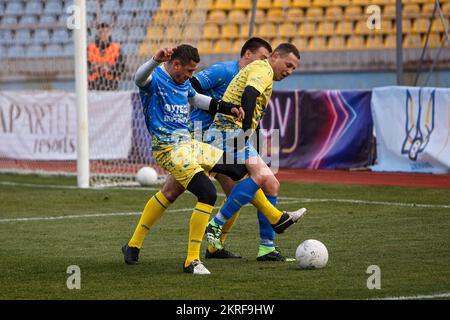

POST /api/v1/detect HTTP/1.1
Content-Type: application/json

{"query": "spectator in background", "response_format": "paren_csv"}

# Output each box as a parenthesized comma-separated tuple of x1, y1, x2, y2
(88, 23, 125, 90)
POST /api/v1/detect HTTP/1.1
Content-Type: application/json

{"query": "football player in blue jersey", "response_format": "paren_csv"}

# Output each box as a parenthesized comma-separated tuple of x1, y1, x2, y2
(124, 38, 290, 264)
(122, 44, 244, 274)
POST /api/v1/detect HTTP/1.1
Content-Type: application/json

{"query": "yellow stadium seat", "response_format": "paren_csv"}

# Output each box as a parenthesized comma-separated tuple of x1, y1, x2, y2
(383, 5, 396, 17)
(190, 10, 208, 22)
(232, 39, 243, 54)
(306, 7, 323, 17)
(345, 5, 363, 17)
(370, 0, 394, 4)
(431, 19, 445, 32)
(405, 0, 429, 4)
(392, 19, 412, 32)
(384, 34, 396, 49)
(308, 36, 327, 51)
(366, 35, 384, 49)
(228, 9, 248, 23)
(213, 39, 233, 53)
(172, 11, 189, 24)
(213, 0, 233, 10)
(346, 35, 364, 49)
(327, 36, 346, 50)
(273, 0, 292, 8)
(413, 18, 430, 33)
(291, 37, 307, 50)
(299, 21, 316, 36)
(256, 22, 278, 38)
(166, 26, 183, 41)
(234, 0, 253, 10)
(332, 0, 350, 6)
(222, 23, 239, 39)
(272, 37, 290, 48)
(197, 40, 214, 54)
(325, 6, 343, 18)
(286, 7, 304, 21)
(278, 22, 298, 37)
(257, 0, 272, 9)
(426, 33, 443, 48)
(196, 0, 210, 9)
(292, 0, 311, 8)
(203, 23, 220, 39)
(403, 4, 420, 15)
(159, 1, 173, 10)
(336, 20, 353, 35)
(317, 21, 335, 36)
(403, 34, 421, 48)
(312, 0, 331, 7)
(147, 26, 165, 40)
(421, 3, 436, 15)
(182, 24, 203, 41)
(207, 10, 227, 23)
(267, 8, 285, 22)
(355, 21, 370, 35)
(151, 11, 170, 26)
(443, 3, 450, 16)
(253, 9, 266, 24)
(239, 23, 250, 38)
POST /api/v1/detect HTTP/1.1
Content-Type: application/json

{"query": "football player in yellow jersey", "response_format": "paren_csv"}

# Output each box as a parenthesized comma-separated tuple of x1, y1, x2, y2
(205, 43, 307, 254)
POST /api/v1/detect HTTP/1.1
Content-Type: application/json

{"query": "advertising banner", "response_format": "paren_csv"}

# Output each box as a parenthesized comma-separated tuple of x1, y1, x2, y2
(0, 91, 132, 160)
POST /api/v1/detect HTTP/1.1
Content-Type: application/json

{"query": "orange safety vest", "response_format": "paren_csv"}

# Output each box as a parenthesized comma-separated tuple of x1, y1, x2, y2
(88, 42, 121, 81)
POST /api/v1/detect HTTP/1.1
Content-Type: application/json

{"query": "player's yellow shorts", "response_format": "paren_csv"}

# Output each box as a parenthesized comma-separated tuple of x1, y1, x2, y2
(153, 140, 223, 189)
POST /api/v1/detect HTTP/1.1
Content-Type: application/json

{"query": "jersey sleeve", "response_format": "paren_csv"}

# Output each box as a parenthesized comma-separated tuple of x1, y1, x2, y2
(193, 63, 227, 91)
(187, 81, 197, 98)
(245, 63, 273, 94)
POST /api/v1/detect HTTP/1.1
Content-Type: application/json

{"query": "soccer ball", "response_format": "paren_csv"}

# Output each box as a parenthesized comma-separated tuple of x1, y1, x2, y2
(295, 239, 328, 269)
(136, 167, 158, 186)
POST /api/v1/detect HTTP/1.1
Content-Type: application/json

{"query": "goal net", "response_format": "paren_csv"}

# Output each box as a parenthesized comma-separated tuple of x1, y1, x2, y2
(0, 0, 210, 187)
(86, 0, 208, 187)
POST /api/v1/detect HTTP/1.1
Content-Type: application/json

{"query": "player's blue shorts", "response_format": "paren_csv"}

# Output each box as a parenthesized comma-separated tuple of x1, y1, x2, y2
(204, 127, 258, 164)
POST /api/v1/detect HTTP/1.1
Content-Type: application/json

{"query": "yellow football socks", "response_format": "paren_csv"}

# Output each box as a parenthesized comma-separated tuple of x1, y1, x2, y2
(128, 191, 170, 249)
(185, 202, 214, 267)
(250, 188, 283, 224)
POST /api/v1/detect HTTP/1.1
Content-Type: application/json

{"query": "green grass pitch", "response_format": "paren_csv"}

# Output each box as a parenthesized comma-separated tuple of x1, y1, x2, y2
(0, 173, 449, 300)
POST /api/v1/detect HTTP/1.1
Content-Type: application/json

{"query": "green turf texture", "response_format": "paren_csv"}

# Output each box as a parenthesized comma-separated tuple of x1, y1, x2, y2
(0, 173, 449, 299)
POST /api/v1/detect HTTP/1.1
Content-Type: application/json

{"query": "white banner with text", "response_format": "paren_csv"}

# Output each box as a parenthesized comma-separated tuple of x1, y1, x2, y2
(0, 91, 132, 160)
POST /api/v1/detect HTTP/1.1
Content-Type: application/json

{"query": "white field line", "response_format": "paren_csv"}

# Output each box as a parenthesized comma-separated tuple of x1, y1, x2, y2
(2, 181, 450, 209)
(0, 199, 302, 223)
(372, 292, 450, 300)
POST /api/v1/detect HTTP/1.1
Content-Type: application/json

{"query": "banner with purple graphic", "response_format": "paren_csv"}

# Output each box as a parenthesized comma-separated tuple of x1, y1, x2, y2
(370, 86, 450, 173)
(260, 90, 373, 169)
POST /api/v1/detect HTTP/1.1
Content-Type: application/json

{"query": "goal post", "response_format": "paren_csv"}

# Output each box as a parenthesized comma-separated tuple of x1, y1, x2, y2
(73, 0, 89, 188)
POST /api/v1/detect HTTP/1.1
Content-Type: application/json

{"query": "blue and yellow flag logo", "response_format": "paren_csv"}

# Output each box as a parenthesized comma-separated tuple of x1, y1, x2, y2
(401, 89, 436, 161)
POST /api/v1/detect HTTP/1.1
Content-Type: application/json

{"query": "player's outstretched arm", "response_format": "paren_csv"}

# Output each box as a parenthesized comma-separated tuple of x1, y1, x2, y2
(134, 47, 174, 87)
(188, 94, 244, 121)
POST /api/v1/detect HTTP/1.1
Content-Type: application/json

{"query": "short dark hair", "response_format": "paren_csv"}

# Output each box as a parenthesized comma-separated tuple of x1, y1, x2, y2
(170, 44, 200, 65)
(273, 43, 300, 60)
(240, 37, 273, 58)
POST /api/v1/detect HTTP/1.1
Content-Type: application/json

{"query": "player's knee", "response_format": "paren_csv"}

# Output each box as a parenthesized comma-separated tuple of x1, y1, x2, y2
(197, 186, 217, 206)
(161, 178, 185, 202)
(263, 176, 280, 196)
(186, 172, 217, 206)
(250, 173, 266, 186)
(161, 186, 183, 203)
